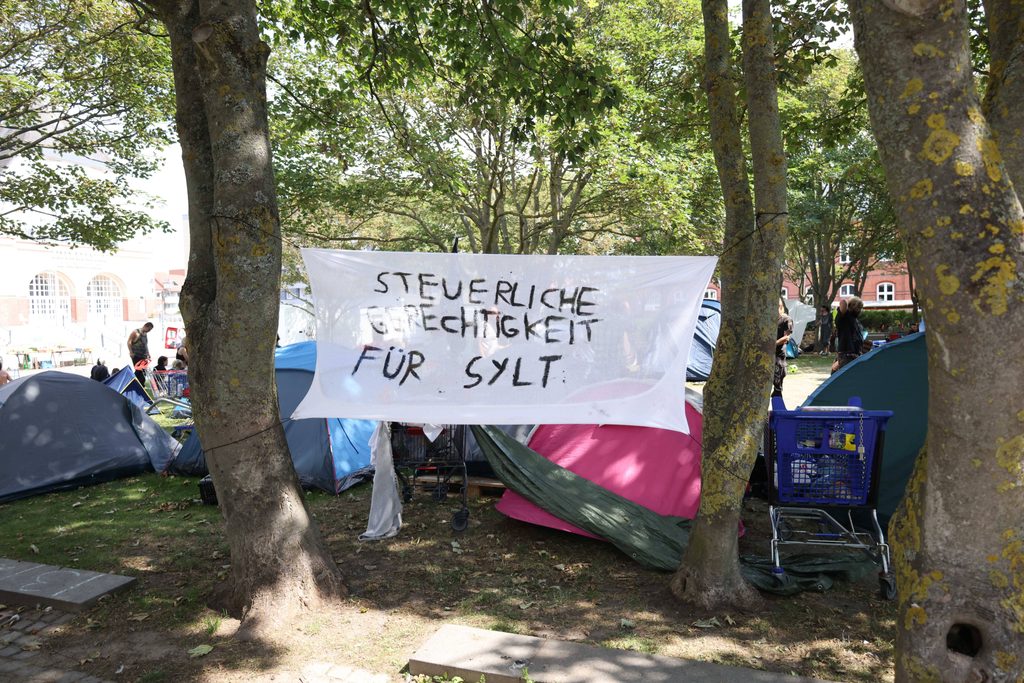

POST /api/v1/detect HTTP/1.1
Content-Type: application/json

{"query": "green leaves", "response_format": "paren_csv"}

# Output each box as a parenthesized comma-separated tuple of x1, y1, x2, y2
(0, 0, 175, 250)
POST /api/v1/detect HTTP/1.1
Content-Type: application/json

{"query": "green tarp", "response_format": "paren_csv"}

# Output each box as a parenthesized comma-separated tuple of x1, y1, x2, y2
(473, 425, 876, 595)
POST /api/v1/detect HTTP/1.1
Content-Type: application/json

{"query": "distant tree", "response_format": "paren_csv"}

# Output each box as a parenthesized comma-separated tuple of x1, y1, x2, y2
(0, 0, 174, 250)
(783, 55, 900, 308)
(267, 0, 721, 257)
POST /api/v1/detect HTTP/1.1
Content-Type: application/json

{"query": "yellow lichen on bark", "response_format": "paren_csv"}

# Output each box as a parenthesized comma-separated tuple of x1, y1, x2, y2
(978, 137, 1005, 182)
(999, 529, 1024, 632)
(922, 114, 960, 163)
(955, 160, 974, 176)
(900, 78, 924, 99)
(910, 179, 933, 198)
(935, 265, 960, 294)
(904, 604, 927, 629)
(994, 433, 1024, 491)
(912, 43, 944, 57)
(970, 255, 1016, 314)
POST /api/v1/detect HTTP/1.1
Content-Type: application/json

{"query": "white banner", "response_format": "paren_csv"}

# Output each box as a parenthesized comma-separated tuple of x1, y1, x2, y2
(292, 249, 717, 433)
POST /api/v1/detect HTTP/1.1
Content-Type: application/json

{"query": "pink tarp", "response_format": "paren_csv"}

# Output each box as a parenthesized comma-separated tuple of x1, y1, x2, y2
(495, 401, 703, 539)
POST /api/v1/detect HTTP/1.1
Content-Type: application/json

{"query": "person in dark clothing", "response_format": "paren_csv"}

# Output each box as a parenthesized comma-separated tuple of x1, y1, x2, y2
(127, 322, 154, 386)
(773, 299, 793, 397)
(817, 305, 833, 354)
(155, 356, 169, 372)
(90, 360, 110, 382)
(175, 336, 188, 369)
(832, 296, 865, 374)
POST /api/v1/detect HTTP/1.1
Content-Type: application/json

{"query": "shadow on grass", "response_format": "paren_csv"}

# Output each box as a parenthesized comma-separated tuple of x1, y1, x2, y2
(0, 474, 896, 682)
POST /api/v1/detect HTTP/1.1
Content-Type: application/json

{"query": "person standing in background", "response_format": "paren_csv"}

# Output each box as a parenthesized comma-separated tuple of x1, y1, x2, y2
(817, 305, 833, 355)
(832, 296, 866, 373)
(0, 360, 12, 387)
(773, 299, 793, 398)
(175, 335, 188, 369)
(127, 322, 154, 386)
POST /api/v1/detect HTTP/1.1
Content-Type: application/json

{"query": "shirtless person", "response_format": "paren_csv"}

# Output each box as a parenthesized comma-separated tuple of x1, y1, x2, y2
(0, 360, 12, 387)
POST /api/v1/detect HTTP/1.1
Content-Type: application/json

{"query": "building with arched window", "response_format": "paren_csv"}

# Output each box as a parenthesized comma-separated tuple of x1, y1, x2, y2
(0, 145, 188, 367)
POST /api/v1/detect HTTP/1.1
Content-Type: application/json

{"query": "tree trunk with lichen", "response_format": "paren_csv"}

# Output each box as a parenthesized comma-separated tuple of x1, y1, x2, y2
(151, 0, 344, 636)
(671, 0, 788, 609)
(849, 1, 1024, 680)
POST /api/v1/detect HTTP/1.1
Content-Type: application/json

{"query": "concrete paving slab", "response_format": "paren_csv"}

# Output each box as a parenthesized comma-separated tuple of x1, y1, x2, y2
(0, 559, 134, 612)
(409, 624, 833, 683)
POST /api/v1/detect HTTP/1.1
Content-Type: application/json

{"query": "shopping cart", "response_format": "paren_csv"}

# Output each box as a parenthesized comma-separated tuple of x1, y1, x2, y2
(766, 396, 896, 599)
(391, 423, 470, 532)
(145, 369, 191, 417)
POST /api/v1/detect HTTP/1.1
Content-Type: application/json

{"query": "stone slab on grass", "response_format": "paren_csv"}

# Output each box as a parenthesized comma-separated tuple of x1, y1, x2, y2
(0, 558, 134, 612)
(409, 624, 834, 683)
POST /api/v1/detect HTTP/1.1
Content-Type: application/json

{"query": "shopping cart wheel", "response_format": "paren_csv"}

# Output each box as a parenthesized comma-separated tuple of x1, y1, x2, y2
(879, 574, 897, 601)
(451, 508, 469, 532)
(432, 483, 449, 501)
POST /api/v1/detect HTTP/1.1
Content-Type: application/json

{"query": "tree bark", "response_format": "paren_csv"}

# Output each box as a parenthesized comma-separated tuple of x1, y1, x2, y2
(983, 0, 1024, 190)
(671, 0, 788, 609)
(850, 1, 1024, 680)
(152, 0, 344, 637)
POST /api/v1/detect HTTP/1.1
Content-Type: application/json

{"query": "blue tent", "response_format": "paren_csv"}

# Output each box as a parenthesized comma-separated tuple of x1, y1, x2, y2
(0, 372, 178, 503)
(686, 299, 721, 382)
(169, 342, 375, 493)
(802, 333, 928, 525)
(103, 366, 152, 410)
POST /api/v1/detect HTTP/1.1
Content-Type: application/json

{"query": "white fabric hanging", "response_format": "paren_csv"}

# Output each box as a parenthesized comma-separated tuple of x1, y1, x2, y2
(359, 422, 402, 541)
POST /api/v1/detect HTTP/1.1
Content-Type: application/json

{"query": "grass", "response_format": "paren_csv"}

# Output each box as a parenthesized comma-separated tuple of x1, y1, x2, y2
(0, 467, 898, 681)
(786, 352, 835, 373)
(0, 475, 223, 575)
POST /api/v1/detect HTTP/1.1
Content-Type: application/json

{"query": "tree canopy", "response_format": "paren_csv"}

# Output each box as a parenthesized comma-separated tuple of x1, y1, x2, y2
(0, 0, 176, 250)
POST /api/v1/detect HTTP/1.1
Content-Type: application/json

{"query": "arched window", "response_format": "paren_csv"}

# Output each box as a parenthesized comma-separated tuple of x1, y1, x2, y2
(28, 273, 71, 322)
(87, 275, 123, 319)
(839, 283, 855, 297)
(780, 286, 790, 300)
(876, 282, 895, 302)
(704, 289, 717, 300)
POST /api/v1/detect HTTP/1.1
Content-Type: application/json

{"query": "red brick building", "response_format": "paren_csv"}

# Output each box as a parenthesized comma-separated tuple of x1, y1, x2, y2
(702, 260, 914, 309)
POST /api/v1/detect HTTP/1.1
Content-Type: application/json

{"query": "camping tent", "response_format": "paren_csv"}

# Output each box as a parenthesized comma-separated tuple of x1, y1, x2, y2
(103, 365, 152, 409)
(803, 332, 927, 524)
(169, 342, 375, 493)
(686, 299, 721, 381)
(495, 392, 704, 537)
(0, 372, 178, 503)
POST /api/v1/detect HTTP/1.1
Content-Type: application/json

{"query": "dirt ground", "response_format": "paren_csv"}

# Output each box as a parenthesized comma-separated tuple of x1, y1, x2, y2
(3, 356, 894, 683)
(4, 484, 894, 681)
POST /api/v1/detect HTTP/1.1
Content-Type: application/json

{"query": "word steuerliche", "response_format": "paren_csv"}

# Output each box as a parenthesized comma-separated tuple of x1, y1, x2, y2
(350, 271, 605, 389)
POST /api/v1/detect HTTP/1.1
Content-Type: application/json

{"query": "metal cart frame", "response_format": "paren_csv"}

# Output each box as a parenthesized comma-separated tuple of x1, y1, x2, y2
(766, 396, 896, 599)
(390, 423, 471, 532)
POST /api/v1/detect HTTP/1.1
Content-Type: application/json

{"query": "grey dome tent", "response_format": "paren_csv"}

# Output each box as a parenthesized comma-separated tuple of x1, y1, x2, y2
(0, 372, 179, 503)
(168, 342, 375, 493)
(686, 299, 721, 381)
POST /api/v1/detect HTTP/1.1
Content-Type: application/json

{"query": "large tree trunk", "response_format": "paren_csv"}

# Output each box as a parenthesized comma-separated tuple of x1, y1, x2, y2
(850, 1, 1024, 680)
(153, 0, 344, 636)
(671, 0, 788, 609)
